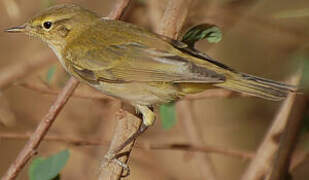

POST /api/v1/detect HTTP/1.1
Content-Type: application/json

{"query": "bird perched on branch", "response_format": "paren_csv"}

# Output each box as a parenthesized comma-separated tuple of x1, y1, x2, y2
(6, 3, 297, 153)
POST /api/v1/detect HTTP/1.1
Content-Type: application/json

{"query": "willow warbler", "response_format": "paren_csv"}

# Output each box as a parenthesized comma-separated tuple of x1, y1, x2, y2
(6, 4, 296, 129)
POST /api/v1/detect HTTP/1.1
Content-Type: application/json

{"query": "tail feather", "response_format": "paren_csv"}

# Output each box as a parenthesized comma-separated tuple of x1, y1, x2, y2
(215, 73, 297, 101)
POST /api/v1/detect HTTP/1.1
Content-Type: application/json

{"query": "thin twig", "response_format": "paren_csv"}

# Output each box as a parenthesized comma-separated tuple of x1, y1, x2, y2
(1, 77, 79, 180)
(241, 70, 303, 180)
(0, 132, 255, 159)
(143, 143, 254, 159)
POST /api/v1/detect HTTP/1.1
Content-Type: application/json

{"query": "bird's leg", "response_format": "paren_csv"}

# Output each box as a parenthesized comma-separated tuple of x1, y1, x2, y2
(104, 105, 156, 177)
(112, 105, 155, 153)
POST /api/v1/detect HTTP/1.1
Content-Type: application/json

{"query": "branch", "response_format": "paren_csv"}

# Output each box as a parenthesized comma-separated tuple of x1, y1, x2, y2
(268, 84, 306, 178)
(241, 69, 303, 180)
(157, 0, 192, 39)
(290, 147, 309, 173)
(0, 132, 254, 159)
(108, 0, 131, 20)
(1, 77, 79, 180)
(99, 110, 141, 179)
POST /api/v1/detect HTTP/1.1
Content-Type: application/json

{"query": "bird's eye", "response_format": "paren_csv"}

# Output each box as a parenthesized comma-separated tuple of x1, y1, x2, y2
(43, 21, 52, 29)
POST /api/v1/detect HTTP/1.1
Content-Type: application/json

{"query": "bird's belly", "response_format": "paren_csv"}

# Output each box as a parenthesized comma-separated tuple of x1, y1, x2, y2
(92, 82, 179, 106)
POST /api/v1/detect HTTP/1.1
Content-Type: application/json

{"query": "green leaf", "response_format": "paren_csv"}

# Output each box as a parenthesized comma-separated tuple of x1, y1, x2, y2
(29, 150, 70, 180)
(160, 103, 176, 130)
(273, 8, 309, 19)
(182, 24, 222, 47)
(46, 65, 56, 84)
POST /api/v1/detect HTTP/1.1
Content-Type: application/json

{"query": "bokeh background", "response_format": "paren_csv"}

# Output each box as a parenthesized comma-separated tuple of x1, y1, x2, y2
(0, 0, 308, 179)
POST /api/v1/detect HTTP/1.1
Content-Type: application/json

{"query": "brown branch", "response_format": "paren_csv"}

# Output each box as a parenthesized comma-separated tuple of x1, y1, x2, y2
(157, 0, 218, 179)
(0, 132, 109, 146)
(0, 132, 255, 159)
(157, 0, 192, 39)
(0, 52, 53, 89)
(99, 110, 141, 180)
(290, 148, 309, 173)
(268, 86, 306, 178)
(108, 0, 131, 20)
(241, 70, 303, 180)
(143, 143, 254, 159)
(1, 77, 79, 180)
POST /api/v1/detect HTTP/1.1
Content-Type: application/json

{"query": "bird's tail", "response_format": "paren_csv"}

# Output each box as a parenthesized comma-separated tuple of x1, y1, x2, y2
(215, 73, 297, 101)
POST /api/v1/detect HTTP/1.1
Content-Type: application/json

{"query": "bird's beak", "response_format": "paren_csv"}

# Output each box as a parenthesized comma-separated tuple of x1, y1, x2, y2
(4, 24, 27, 33)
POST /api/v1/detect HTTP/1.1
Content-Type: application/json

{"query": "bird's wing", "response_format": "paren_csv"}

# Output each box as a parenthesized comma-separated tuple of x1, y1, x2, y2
(158, 35, 237, 72)
(69, 42, 225, 84)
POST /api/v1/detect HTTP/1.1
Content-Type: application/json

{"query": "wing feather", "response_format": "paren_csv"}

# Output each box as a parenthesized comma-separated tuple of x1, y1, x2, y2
(69, 42, 225, 83)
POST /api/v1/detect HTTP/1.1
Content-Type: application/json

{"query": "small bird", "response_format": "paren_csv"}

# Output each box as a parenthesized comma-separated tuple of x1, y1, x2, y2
(6, 4, 296, 132)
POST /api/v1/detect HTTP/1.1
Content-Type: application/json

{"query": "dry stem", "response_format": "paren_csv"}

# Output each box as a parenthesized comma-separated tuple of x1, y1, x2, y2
(241, 70, 303, 180)
(268, 87, 306, 178)
(0, 132, 254, 159)
(99, 111, 141, 179)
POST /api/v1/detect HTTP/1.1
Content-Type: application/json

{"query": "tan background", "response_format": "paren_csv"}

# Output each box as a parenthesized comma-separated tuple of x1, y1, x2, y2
(0, 0, 307, 179)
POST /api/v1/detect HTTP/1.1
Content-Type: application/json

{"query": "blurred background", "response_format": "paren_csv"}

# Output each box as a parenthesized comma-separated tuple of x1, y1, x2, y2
(0, 0, 308, 179)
